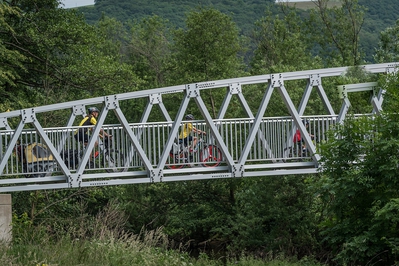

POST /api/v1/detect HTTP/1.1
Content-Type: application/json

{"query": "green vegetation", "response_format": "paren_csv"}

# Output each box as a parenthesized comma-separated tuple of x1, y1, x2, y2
(1, 0, 399, 264)
(3, 194, 326, 265)
(77, 0, 398, 63)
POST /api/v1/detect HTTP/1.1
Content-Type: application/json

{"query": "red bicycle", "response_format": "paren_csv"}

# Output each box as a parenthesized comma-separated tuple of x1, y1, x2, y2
(166, 135, 223, 169)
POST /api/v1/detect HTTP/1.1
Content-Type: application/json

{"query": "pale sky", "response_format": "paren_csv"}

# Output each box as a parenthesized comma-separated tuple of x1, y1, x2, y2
(59, 0, 95, 9)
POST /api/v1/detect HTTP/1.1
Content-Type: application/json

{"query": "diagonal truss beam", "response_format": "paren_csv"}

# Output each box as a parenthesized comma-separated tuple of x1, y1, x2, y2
(0, 62, 397, 192)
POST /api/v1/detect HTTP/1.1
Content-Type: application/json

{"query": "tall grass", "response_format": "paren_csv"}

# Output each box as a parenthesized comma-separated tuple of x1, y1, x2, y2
(0, 201, 325, 265)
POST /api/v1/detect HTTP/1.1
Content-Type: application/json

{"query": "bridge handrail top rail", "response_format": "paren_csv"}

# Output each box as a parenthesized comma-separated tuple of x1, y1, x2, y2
(0, 114, 379, 134)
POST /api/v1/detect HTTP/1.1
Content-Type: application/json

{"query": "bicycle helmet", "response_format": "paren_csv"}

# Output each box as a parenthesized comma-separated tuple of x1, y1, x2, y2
(88, 107, 100, 114)
(185, 114, 195, 120)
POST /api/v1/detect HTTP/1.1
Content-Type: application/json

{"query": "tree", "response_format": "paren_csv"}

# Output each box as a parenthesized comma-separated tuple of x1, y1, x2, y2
(167, 7, 245, 118)
(251, 7, 321, 74)
(307, 0, 366, 66)
(0, 0, 141, 125)
(225, 176, 320, 259)
(316, 71, 399, 265)
(169, 7, 244, 85)
(374, 19, 399, 63)
(0, 3, 26, 110)
(250, 7, 327, 117)
(127, 15, 171, 89)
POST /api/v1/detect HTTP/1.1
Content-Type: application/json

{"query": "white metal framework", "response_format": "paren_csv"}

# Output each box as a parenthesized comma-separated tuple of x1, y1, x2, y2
(0, 62, 397, 192)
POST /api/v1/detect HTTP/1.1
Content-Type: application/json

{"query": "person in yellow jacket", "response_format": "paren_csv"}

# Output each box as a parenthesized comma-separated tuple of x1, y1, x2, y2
(74, 107, 111, 158)
(179, 114, 205, 152)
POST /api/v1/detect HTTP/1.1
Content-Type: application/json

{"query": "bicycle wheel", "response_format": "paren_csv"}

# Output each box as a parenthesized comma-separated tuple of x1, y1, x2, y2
(200, 145, 222, 167)
(285, 146, 304, 162)
(104, 149, 127, 173)
(26, 164, 45, 178)
(165, 152, 185, 169)
(26, 162, 55, 178)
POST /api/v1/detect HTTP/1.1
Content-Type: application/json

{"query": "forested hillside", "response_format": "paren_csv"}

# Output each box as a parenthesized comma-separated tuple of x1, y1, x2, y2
(78, 0, 399, 62)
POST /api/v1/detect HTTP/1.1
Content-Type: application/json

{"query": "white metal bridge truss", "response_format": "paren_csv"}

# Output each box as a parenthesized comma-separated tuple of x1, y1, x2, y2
(0, 62, 396, 192)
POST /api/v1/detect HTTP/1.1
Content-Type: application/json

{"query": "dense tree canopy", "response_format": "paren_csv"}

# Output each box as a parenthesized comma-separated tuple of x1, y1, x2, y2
(317, 70, 399, 264)
(374, 19, 399, 63)
(0, 0, 140, 122)
(79, 0, 399, 63)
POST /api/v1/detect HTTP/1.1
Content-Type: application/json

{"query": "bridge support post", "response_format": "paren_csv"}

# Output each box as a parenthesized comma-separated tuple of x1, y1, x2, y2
(0, 194, 12, 243)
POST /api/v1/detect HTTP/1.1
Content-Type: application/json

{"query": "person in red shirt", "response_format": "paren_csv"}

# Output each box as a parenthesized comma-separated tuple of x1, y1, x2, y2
(293, 120, 314, 155)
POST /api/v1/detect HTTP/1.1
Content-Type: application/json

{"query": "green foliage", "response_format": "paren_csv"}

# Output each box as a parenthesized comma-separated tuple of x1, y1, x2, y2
(251, 7, 322, 74)
(379, 70, 399, 114)
(318, 78, 399, 265)
(127, 15, 172, 89)
(306, 0, 366, 66)
(250, 7, 327, 117)
(83, 0, 278, 35)
(0, 4, 26, 89)
(0, 238, 327, 266)
(79, 0, 397, 64)
(5, 180, 327, 265)
(120, 180, 238, 251)
(360, 0, 398, 62)
(226, 176, 320, 258)
(169, 7, 244, 84)
(0, 0, 141, 125)
(4, 206, 328, 265)
(316, 73, 399, 265)
(11, 212, 45, 245)
(120, 177, 320, 261)
(167, 7, 245, 118)
(374, 19, 399, 63)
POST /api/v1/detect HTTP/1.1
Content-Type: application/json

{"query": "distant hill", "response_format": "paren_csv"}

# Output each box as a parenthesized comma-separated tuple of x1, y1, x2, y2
(275, 0, 342, 9)
(78, 0, 398, 63)
(80, 0, 275, 34)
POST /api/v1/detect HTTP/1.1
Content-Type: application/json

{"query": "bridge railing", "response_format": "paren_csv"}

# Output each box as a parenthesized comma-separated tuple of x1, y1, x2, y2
(217, 115, 339, 162)
(0, 115, 344, 177)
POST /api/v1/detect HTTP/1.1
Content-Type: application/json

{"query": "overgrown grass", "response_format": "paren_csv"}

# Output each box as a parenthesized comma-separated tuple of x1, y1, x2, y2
(0, 242, 327, 266)
(0, 237, 325, 265)
(1, 201, 326, 265)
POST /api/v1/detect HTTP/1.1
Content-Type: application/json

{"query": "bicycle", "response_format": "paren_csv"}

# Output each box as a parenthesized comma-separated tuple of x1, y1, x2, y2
(283, 137, 316, 162)
(166, 134, 223, 169)
(62, 136, 127, 173)
(284, 143, 307, 161)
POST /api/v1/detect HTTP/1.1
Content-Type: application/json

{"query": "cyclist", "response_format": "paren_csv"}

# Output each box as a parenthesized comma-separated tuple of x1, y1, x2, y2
(293, 120, 314, 155)
(179, 114, 206, 152)
(74, 107, 112, 157)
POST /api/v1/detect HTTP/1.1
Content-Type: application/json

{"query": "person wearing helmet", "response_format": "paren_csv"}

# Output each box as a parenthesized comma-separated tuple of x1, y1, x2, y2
(179, 114, 205, 152)
(74, 107, 112, 149)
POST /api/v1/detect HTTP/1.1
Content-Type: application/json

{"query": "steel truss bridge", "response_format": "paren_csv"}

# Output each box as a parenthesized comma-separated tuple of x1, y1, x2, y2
(0, 62, 396, 192)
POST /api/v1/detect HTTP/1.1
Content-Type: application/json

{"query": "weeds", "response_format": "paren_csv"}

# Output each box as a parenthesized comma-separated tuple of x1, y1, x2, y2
(1, 200, 326, 265)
